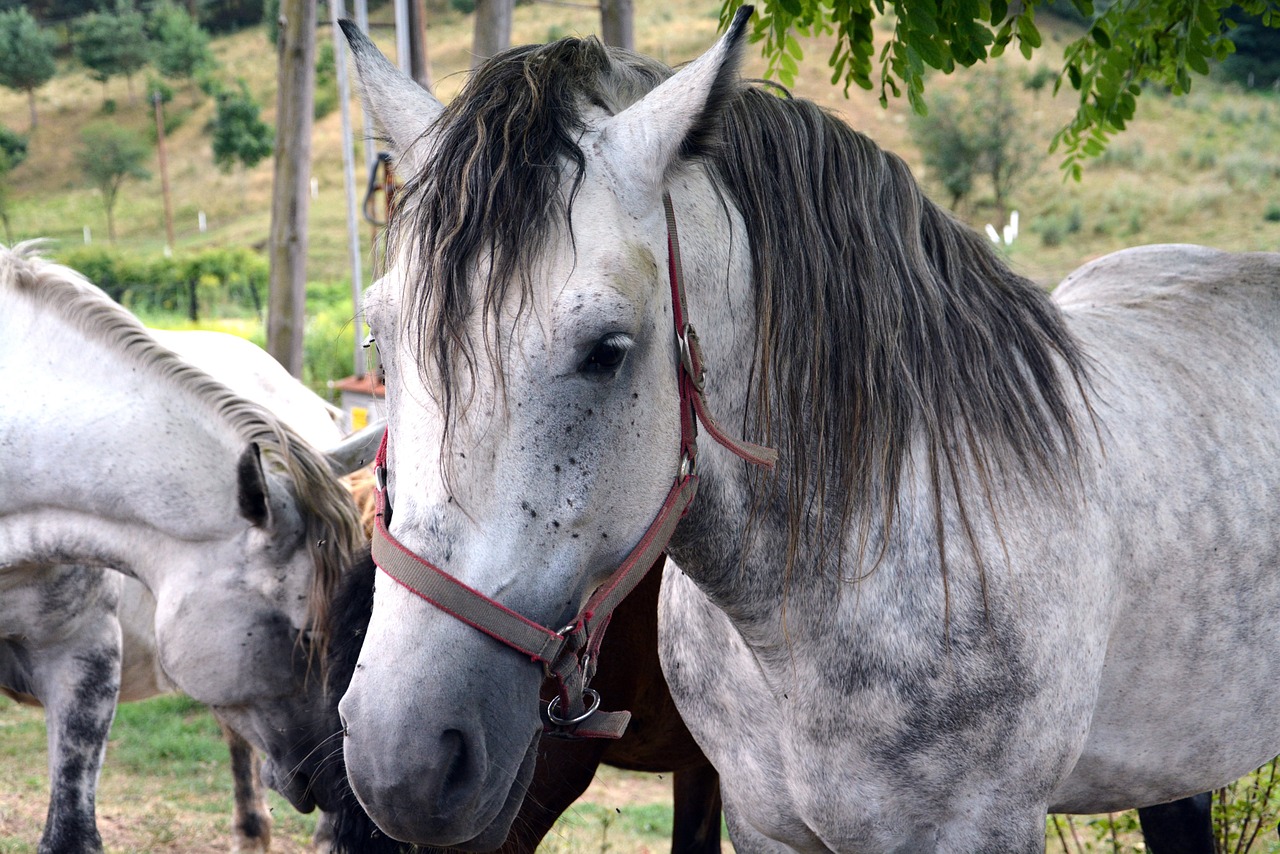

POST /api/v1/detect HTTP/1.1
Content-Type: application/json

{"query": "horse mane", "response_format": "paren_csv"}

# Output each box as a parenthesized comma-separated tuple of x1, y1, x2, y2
(2, 242, 361, 657)
(390, 43, 1089, 585)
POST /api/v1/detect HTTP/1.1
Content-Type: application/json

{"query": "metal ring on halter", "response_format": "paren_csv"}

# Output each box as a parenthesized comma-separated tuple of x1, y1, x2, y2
(679, 453, 695, 479)
(546, 689, 602, 726)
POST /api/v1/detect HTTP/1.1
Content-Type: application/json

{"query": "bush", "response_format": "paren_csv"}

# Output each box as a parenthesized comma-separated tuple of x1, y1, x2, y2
(53, 246, 269, 319)
(1265, 203, 1280, 223)
(313, 40, 338, 120)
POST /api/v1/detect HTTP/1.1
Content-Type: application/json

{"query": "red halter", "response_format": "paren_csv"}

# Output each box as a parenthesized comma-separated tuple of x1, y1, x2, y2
(370, 194, 777, 738)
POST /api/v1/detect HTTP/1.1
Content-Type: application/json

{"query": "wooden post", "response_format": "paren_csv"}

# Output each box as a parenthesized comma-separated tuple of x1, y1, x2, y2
(600, 0, 633, 50)
(408, 0, 432, 91)
(471, 0, 512, 68)
(266, 0, 316, 377)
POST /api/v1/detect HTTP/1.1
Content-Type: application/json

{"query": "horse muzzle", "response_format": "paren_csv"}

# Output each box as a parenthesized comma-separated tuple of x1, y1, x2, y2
(338, 633, 544, 847)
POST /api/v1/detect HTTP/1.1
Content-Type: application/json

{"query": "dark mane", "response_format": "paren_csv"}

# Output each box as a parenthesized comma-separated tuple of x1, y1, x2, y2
(391, 42, 1088, 581)
(712, 88, 1089, 582)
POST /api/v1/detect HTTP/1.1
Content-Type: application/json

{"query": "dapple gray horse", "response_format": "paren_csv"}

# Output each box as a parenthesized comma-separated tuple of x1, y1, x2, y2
(0, 245, 377, 853)
(335, 12, 1280, 852)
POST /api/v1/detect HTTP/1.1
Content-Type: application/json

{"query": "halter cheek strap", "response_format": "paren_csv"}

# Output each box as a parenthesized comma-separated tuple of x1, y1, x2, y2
(370, 192, 777, 739)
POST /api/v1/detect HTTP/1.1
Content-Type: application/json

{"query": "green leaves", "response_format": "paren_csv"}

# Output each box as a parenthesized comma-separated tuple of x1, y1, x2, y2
(726, 0, 1280, 177)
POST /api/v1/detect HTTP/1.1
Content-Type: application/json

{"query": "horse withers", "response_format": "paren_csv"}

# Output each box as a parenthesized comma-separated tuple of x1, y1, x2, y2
(337, 13, 1280, 852)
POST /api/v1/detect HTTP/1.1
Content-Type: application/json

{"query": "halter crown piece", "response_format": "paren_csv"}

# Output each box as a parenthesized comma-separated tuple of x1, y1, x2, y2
(370, 193, 778, 738)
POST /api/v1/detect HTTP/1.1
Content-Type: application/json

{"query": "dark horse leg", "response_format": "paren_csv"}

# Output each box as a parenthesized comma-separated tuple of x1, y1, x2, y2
(1138, 793, 1214, 854)
(220, 722, 273, 853)
(672, 764, 723, 854)
(0, 568, 122, 854)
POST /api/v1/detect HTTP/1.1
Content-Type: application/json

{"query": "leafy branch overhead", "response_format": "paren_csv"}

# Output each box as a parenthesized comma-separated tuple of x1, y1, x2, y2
(720, 0, 1280, 177)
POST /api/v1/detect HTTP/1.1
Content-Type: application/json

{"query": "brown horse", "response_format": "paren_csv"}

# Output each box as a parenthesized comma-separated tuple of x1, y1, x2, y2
(326, 552, 721, 854)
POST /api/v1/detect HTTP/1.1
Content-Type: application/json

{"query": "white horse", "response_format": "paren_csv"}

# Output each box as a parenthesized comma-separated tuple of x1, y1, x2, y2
(0, 245, 376, 853)
(336, 12, 1280, 853)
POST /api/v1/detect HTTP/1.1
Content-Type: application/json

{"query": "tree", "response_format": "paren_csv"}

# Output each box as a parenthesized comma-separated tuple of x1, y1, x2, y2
(0, 9, 57, 130)
(911, 67, 1035, 222)
(0, 126, 28, 243)
(909, 90, 977, 211)
(722, 0, 1280, 176)
(210, 80, 274, 172)
(74, 2, 151, 102)
(148, 1, 214, 83)
(76, 122, 150, 243)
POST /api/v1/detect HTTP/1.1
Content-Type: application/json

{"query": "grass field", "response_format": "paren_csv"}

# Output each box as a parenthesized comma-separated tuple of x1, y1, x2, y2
(0, 694, 688, 853)
(3, 2, 1280, 851)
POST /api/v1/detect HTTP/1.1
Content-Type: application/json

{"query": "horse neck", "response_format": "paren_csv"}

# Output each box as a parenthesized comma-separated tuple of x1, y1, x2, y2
(664, 181, 790, 617)
(1, 317, 251, 591)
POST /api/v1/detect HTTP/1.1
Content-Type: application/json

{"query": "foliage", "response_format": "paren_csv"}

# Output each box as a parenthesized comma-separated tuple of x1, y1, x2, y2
(208, 79, 274, 173)
(1219, 5, 1280, 88)
(263, 0, 278, 44)
(314, 39, 338, 120)
(0, 126, 28, 170)
(54, 245, 269, 320)
(910, 89, 977, 209)
(199, 0, 268, 34)
(0, 128, 26, 243)
(147, 0, 214, 82)
(74, 1, 151, 97)
(75, 122, 151, 242)
(910, 65, 1036, 216)
(1214, 758, 1280, 854)
(719, 0, 1280, 175)
(0, 8, 56, 127)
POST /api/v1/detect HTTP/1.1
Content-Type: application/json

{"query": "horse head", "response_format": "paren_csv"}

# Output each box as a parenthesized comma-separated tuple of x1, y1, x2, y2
(337, 12, 756, 846)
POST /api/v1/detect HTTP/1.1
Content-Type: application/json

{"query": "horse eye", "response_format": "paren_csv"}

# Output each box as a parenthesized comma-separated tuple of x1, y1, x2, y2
(580, 335, 630, 375)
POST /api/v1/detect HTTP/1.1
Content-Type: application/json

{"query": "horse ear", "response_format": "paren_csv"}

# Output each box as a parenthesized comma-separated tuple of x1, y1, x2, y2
(339, 19, 443, 175)
(237, 443, 271, 528)
(598, 6, 752, 208)
(325, 420, 387, 476)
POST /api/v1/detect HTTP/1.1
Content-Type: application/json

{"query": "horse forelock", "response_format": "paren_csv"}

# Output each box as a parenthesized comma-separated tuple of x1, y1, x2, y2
(389, 39, 671, 437)
(706, 87, 1091, 581)
(4, 244, 360, 664)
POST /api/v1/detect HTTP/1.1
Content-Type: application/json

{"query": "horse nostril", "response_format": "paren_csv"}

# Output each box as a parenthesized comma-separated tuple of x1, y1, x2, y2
(439, 728, 472, 792)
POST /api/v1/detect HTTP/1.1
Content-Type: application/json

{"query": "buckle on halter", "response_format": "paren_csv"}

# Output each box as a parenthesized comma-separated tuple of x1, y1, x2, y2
(678, 325, 706, 392)
(545, 688, 602, 726)
(375, 465, 387, 492)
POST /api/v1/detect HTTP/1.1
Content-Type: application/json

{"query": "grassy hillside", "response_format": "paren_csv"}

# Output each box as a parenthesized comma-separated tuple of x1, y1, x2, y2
(1, 2, 1277, 296)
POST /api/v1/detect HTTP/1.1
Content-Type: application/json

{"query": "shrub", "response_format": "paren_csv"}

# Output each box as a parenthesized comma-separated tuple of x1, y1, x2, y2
(53, 246, 269, 319)
(1265, 202, 1280, 223)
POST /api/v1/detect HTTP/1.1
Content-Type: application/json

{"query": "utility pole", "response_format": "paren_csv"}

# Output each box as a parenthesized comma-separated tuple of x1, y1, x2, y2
(152, 92, 176, 253)
(266, 0, 316, 377)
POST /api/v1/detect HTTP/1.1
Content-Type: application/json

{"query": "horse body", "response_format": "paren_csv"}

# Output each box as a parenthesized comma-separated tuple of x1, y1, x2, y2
(1045, 245, 1280, 809)
(338, 15, 1280, 852)
(0, 245, 365, 844)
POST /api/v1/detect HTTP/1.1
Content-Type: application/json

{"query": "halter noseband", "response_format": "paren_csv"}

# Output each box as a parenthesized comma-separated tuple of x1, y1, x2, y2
(370, 193, 777, 738)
